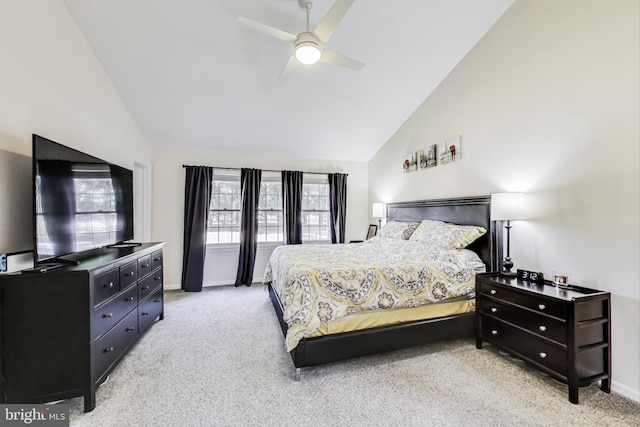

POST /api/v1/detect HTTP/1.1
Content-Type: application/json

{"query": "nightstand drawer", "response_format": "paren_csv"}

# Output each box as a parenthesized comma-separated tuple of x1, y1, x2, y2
(479, 281, 566, 319)
(479, 298, 566, 344)
(481, 316, 567, 375)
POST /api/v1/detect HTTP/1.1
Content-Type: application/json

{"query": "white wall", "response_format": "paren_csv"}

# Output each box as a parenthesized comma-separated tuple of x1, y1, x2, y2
(369, 0, 639, 401)
(0, 0, 153, 262)
(151, 146, 369, 290)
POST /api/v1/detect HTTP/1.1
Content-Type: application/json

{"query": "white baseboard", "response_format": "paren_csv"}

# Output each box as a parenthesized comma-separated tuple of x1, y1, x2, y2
(611, 380, 640, 403)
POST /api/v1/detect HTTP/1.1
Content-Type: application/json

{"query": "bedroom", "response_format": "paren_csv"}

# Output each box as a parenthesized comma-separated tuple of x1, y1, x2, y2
(0, 0, 638, 423)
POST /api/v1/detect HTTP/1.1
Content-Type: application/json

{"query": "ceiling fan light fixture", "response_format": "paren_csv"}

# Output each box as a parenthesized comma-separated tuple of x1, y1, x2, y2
(294, 32, 322, 65)
(295, 42, 321, 64)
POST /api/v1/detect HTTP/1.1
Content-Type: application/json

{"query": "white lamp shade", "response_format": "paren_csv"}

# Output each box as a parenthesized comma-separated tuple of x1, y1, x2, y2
(295, 43, 321, 64)
(491, 193, 526, 220)
(372, 203, 384, 218)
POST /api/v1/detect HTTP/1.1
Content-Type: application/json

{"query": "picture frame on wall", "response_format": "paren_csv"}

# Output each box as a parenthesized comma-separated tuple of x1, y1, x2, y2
(439, 135, 462, 165)
(402, 151, 419, 173)
(419, 145, 437, 169)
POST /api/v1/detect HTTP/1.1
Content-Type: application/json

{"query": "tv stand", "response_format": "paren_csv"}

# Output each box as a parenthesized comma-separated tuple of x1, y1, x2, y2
(0, 242, 164, 412)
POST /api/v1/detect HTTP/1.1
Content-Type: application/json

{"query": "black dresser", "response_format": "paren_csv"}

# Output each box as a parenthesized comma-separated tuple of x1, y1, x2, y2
(0, 242, 164, 412)
(475, 273, 611, 404)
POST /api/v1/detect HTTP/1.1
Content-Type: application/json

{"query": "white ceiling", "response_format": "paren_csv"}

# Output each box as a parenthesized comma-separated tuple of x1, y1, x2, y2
(63, 0, 514, 162)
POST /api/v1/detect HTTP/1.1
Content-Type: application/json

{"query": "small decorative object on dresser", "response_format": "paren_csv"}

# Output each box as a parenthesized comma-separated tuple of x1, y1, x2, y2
(554, 273, 570, 287)
(476, 272, 611, 404)
(366, 224, 378, 240)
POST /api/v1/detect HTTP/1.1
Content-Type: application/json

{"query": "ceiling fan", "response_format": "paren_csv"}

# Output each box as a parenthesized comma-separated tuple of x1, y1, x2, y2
(237, 0, 364, 79)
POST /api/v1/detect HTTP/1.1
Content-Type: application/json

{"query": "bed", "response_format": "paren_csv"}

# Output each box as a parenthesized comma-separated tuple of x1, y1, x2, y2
(265, 196, 502, 379)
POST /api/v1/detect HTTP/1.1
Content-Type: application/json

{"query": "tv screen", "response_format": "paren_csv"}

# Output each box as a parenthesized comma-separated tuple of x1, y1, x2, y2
(33, 134, 134, 264)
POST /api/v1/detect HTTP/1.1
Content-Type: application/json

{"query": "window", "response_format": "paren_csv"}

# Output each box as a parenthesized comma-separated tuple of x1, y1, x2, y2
(302, 176, 330, 241)
(257, 172, 283, 243)
(206, 170, 330, 244)
(207, 171, 241, 244)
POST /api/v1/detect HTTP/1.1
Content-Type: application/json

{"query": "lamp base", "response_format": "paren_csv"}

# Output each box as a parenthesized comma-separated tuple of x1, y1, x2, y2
(501, 256, 515, 276)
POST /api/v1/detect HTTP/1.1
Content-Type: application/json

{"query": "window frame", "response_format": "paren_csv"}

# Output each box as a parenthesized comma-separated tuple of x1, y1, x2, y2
(206, 170, 332, 246)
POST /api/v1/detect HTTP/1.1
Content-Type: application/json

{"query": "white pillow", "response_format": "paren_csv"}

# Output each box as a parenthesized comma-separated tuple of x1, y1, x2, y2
(377, 221, 420, 240)
(409, 220, 486, 249)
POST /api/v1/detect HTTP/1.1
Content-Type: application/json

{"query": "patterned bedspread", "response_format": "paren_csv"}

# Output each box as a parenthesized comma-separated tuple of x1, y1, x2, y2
(264, 237, 477, 351)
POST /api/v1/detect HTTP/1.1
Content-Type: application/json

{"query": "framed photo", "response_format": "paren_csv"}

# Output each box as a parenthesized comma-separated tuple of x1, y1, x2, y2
(439, 135, 461, 165)
(402, 151, 419, 173)
(419, 144, 437, 169)
(554, 274, 569, 286)
(366, 224, 378, 240)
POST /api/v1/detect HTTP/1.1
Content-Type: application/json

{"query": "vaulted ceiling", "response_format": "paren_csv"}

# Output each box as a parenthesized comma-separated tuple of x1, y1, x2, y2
(63, 0, 514, 162)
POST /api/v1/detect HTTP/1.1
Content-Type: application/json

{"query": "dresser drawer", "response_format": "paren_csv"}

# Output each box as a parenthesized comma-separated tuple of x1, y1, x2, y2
(138, 266, 162, 302)
(139, 286, 163, 334)
(479, 281, 566, 319)
(137, 254, 152, 279)
(119, 260, 138, 289)
(481, 316, 567, 375)
(93, 269, 120, 306)
(92, 309, 138, 382)
(479, 297, 567, 344)
(92, 286, 138, 340)
(151, 249, 163, 271)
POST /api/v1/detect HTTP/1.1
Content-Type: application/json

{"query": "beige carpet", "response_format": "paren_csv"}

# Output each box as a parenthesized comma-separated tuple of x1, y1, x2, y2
(66, 285, 639, 426)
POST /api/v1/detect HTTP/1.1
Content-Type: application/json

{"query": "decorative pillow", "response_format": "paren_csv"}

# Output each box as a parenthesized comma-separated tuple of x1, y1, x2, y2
(377, 221, 420, 240)
(409, 220, 486, 249)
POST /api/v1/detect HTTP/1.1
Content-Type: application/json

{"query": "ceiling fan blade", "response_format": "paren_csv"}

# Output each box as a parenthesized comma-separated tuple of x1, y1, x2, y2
(279, 55, 299, 80)
(236, 16, 297, 42)
(320, 49, 364, 70)
(313, 0, 355, 42)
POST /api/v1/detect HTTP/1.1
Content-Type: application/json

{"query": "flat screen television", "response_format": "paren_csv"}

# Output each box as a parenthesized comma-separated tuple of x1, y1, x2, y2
(32, 134, 134, 264)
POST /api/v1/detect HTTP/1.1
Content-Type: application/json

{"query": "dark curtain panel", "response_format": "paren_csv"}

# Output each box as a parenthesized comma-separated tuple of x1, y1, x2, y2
(281, 170, 303, 245)
(328, 173, 347, 244)
(181, 166, 213, 292)
(37, 160, 76, 257)
(235, 168, 262, 287)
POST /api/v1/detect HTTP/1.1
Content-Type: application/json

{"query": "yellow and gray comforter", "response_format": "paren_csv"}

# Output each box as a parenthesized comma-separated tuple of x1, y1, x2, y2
(264, 237, 477, 351)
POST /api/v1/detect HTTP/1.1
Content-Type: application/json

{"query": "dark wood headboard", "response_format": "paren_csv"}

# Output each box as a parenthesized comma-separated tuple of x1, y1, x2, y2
(386, 196, 502, 272)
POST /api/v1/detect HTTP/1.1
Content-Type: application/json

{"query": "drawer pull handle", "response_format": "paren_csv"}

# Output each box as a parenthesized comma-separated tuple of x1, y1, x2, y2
(103, 313, 113, 318)
(154, 299, 161, 303)
(126, 327, 135, 332)
(141, 312, 149, 316)
(141, 285, 150, 290)
(538, 304, 546, 310)
(539, 352, 547, 359)
(142, 263, 150, 268)
(490, 289, 497, 295)
(154, 277, 161, 281)
(126, 296, 135, 301)
(491, 307, 498, 313)
(491, 330, 498, 335)
(103, 282, 114, 288)
(125, 271, 134, 277)
(104, 347, 114, 353)
(539, 325, 547, 332)
(153, 257, 161, 261)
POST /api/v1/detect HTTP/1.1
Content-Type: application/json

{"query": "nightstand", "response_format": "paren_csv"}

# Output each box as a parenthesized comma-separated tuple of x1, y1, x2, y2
(475, 273, 611, 404)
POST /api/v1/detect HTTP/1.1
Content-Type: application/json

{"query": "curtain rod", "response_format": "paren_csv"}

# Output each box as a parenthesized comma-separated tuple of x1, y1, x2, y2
(182, 165, 346, 176)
